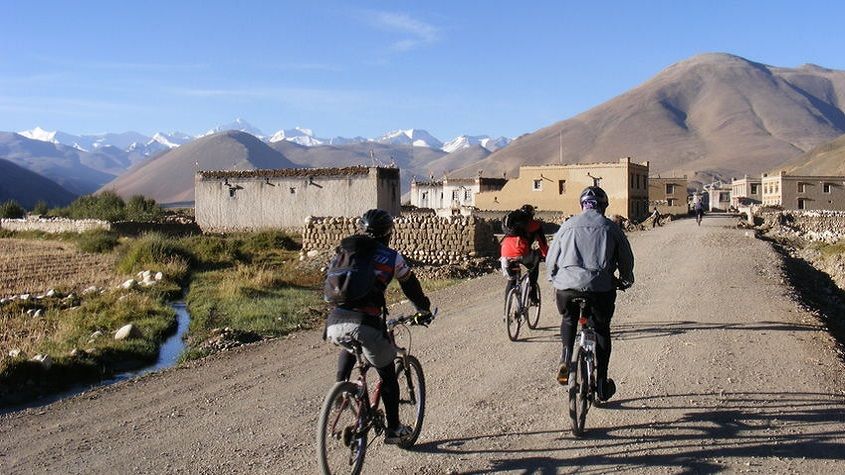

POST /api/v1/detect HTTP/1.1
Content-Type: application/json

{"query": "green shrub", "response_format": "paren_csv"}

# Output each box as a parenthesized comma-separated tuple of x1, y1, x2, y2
(180, 235, 245, 266)
(74, 229, 119, 253)
(118, 233, 195, 282)
(0, 200, 25, 219)
(240, 230, 300, 254)
(31, 200, 49, 216)
(125, 195, 163, 221)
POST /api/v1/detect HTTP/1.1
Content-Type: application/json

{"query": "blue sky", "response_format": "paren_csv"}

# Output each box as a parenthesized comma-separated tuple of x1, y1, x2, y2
(2, 1, 844, 140)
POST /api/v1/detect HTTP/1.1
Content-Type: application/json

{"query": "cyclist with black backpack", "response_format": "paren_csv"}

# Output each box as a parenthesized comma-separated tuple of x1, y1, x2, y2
(500, 204, 549, 303)
(323, 209, 433, 444)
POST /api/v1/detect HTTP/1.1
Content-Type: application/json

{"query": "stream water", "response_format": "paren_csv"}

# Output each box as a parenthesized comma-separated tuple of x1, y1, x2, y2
(1, 302, 191, 414)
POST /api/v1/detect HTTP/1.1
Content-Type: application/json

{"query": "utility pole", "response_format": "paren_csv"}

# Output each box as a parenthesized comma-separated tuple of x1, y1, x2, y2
(559, 129, 563, 165)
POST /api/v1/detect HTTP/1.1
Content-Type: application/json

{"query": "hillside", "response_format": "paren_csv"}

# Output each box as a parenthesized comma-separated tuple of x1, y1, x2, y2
(462, 53, 845, 181)
(101, 131, 296, 204)
(0, 133, 120, 195)
(783, 133, 845, 176)
(0, 158, 76, 208)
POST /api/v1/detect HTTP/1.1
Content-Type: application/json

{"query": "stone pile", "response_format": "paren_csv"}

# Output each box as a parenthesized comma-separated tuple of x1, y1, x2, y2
(301, 215, 498, 265)
(759, 210, 845, 243)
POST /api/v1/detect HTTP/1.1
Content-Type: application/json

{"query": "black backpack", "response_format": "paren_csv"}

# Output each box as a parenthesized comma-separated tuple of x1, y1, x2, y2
(324, 235, 379, 307)
(502, 209, 529, 237)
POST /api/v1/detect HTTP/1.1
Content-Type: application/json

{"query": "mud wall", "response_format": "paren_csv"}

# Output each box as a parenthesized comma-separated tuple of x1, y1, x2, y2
(0, 218, 110, 234)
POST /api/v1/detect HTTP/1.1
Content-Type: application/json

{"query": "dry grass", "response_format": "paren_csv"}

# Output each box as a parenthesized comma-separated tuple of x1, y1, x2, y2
(0, 238, 119, 297)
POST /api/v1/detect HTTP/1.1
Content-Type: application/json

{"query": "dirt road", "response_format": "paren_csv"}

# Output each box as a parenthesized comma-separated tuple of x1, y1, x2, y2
(2, 215, 845, 473)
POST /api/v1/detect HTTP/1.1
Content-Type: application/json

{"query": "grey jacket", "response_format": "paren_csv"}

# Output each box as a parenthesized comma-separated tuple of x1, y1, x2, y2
(547, 209, 635, 292)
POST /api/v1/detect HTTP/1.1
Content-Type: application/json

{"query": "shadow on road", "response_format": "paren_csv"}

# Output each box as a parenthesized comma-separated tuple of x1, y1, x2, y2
(413, 391, 845, 473)
(613, 320, 820, 342)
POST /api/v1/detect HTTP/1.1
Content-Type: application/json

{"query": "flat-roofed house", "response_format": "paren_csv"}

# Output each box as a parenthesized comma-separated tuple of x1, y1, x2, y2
(731, 176, 762, 207)
(649, 176, 688, 215)
(195, 166, 400, 231)
(409, 175, 508, 215)
(761, 171, 845, 210)
(474, 157, 650, 221)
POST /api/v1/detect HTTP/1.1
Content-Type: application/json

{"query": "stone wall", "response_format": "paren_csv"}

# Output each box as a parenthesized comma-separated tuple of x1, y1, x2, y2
(0, 217, 110, 234)
(302, 215, 499, 265)
(760, 210, 845, 243)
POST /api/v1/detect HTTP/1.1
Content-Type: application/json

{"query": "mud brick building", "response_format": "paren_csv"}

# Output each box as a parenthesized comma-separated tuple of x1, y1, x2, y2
(474, 157, 651, 221)
(195, 166, 400, 231)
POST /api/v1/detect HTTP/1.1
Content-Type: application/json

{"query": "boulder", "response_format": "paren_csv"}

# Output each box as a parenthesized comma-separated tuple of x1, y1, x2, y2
(45, 289, 56, 297)
(121, 279, 136, 290)
(31, 354, 53, 370)
(8, 349, 23, 358)
(82, 286, 99, 295)
(154, 272, 163, 281)
(114, 323, 142, 340)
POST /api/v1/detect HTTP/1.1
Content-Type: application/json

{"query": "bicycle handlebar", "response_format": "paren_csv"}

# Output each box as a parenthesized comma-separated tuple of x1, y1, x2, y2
(387, 308, 438, 329)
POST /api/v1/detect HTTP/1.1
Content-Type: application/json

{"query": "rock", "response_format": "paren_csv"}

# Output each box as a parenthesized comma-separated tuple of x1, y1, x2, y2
(154, 272, 163, 281)
(33, 309, 43, 318)
(82, 286, 98, 295)
(90, 330, 103, 340)
(69, 348, 86, 358)
(121, 279, 136, 290)
(20, 294, 30, 301)
(8, 349, 23, 358)
(45, 289, 56, 297)
(31, 354, 53, 370)
(306, 250, 320, 258)
(114, 323, 142, 340)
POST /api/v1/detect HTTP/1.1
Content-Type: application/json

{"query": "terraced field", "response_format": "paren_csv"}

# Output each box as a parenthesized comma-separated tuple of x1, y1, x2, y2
(0, 239, 118, 296)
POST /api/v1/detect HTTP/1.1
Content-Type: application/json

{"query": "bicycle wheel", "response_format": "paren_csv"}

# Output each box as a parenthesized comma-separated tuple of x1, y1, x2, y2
(525, 281, 541, 329)
(567, 348, 589, 436)
(395, 355, 426, 448)
(504, 286, 521, 341)
(317, 381, 367, 475)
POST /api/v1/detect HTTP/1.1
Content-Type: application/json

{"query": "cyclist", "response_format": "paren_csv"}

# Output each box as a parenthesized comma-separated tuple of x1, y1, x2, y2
(500, 204, 549, 304)
(547, 187, 634, 402)
(649, 207, 662, 228)
(324, 209, 433, 444)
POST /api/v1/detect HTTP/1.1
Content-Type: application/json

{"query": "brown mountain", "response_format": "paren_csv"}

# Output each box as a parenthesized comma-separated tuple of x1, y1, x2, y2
(0, 158, 76, 208)
(101, 131, 296, 205)
(781, 133, 845, 176)
(460, 53, 845, 181)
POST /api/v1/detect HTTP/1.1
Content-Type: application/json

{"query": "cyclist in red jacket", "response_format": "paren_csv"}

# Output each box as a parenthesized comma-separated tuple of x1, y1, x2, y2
(500, 204, 549, 303)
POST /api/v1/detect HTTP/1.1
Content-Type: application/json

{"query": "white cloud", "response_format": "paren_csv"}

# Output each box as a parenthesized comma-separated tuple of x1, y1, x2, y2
(368, 12, 441, 51)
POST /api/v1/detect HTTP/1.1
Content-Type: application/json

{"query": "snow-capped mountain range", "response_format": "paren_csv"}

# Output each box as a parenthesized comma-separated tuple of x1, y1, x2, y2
(17, 119, 513, 155)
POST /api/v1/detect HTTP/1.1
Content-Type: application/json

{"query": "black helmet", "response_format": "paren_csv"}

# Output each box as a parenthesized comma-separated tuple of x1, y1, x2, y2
(579, 186, 609, 211)
(520, 204, 535, 218)
(359, 209, 394, 238)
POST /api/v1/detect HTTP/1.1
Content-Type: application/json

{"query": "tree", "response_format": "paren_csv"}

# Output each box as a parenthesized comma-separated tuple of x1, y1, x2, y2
(0, 200, 25, 219)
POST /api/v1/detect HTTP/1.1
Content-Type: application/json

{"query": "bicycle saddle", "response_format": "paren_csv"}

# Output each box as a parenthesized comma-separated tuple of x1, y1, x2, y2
(572, 297, 590, 308)
(336, 336, 363, 354)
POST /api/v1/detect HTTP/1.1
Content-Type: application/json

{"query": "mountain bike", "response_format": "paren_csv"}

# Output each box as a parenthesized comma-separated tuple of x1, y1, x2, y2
(567, 297, 599, 436)
(316, 312, 434, 475)
(504, 261, 541, 341)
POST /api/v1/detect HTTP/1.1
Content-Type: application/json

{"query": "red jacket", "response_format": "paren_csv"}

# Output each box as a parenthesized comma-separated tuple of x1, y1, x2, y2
(501, 220, 548, 259)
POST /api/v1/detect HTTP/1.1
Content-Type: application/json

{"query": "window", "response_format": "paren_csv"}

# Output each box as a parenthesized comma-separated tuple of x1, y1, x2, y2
(824, 183, 833, 193)
(798, 198, 808, 210)
(630, 175, 634, 188)
(532, 179, 543, 191)
(751, 184, 759, 195)
(668, 198, 677, 206)
(798, 182, 806, 193)
(719, 192, 730, 202)
(464, 189, 471, 201)
(666, 184, 675, 195)
(775, 182, 779, 193)
(558, 180, 566, 195)
(452, 190, 459, 201)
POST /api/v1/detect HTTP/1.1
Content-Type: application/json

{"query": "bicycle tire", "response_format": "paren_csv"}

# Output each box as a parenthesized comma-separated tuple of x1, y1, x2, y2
(525, 282, 541, 329)
(504, 286, 521, 341)
(567, 348, 589, 436)
(395, 355, 426, 448)
(317, 381, 367, 475)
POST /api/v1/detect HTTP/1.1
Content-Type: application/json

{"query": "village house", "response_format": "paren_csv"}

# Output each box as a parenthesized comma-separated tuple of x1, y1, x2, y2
(194, 166, 400, 232)
(761, 171, 845, 210)
(703, 180, 731, 211)
(648, 176, 689, 216)
(409, 175, 508, 216)
(474, 157, 651, 221)
(730, 176, 762, 207)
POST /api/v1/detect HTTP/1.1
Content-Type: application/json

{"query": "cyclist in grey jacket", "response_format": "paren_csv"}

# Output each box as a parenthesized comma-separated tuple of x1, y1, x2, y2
(547, 186, 634, 401)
